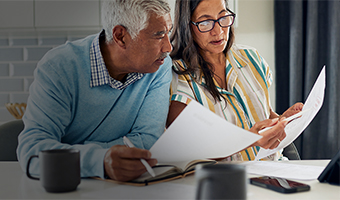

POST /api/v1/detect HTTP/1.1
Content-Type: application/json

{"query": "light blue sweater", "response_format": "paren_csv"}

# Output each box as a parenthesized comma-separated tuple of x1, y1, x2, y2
(17, 34, 172, 178)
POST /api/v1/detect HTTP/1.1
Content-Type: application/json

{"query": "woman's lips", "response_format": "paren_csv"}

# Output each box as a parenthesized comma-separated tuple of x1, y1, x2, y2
(210, 39, 224, 45)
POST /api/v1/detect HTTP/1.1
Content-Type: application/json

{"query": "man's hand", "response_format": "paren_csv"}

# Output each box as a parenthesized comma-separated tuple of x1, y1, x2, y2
(104, 145, 157, 182)
(250, 118, 288, 149)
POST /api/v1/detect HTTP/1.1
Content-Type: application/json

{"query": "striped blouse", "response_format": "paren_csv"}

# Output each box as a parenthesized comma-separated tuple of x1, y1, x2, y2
(170, 44, 279, 161)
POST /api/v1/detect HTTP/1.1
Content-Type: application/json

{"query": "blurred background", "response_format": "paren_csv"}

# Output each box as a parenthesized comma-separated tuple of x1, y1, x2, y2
(0, 0, 338, 160)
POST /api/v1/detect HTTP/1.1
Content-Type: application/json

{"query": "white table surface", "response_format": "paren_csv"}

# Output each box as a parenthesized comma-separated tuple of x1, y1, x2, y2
(1, 160, 339, 199)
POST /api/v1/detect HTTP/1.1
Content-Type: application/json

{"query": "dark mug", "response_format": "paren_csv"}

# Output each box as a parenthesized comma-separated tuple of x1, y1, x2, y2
(195, 164, 247, 200)
(26, 149, 80, 193)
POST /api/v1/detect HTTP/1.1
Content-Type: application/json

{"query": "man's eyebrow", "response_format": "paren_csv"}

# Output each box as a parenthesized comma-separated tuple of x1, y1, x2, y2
(169, 25, 174, 32)
(154, 30, 166, 36)
(154, 25, 173, 36)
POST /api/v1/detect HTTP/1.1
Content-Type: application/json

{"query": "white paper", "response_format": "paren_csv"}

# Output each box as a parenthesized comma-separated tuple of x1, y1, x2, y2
(255, 66, 326, 160)
(82, 182, 195, 199)
(241, 161, 325, 180)
(150, 100, 262, 163)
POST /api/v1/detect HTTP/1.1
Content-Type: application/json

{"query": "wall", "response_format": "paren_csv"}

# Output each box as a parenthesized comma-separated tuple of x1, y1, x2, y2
(0, 0, 275, 124)
(0, 32, 99, 124)
(0, 0, 101, 124)
(234, 0, 276, 109)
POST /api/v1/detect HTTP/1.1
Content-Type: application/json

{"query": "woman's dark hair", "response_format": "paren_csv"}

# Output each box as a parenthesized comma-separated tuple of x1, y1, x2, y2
(170, 0, 235, 102)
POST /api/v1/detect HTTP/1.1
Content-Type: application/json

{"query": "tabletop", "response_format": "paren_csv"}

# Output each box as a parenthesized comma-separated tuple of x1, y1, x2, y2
(0, 160, 339, 199)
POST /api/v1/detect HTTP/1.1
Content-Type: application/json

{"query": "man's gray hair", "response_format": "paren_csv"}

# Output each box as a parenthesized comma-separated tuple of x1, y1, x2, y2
(102, 0, 170, 42)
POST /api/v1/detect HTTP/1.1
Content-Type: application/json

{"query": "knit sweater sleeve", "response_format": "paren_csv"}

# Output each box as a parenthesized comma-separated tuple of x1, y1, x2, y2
(17, 45, 108, 178)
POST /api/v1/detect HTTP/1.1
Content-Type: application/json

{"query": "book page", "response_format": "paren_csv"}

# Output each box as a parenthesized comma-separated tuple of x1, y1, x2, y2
(133, 166, 183, 182)
(150, 100, 262, 163)
(159, 160, 193, 170)
(255, 66, 326, 160)
(160, 159, 216, 172)
(131, 160, 215, 183)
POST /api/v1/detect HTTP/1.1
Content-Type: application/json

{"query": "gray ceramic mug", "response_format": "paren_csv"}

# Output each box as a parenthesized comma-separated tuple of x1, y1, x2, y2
(26, 149, 81, 193)
(195, 164, 247, 200)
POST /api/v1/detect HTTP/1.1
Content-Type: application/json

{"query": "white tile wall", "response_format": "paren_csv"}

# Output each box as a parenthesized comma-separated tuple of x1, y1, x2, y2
(0, 31, 98, 124)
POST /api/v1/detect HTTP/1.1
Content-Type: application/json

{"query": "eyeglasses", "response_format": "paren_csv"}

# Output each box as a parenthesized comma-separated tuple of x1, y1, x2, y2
(191, 13, 236, 33)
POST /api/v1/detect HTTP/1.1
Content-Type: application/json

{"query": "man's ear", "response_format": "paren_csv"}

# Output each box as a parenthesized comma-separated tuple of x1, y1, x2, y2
(112, 25, 128, 48)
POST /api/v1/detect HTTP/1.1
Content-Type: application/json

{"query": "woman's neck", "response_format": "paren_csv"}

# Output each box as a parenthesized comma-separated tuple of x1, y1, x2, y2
(200, 51, 227, 89)
(200, 51, 226, 68)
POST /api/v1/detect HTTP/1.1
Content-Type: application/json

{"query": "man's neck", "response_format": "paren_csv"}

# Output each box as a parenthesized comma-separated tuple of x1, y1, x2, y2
(99, 38, 128, 82)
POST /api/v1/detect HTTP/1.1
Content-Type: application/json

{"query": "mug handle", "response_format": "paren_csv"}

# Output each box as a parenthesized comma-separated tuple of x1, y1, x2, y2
(26, 155, 39, 180)
(196, 177, 210, 200)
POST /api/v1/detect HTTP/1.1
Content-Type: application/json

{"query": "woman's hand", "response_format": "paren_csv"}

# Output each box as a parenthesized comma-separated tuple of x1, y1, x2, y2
(280, 102, 304, 120)
(250, 118, 288, 149)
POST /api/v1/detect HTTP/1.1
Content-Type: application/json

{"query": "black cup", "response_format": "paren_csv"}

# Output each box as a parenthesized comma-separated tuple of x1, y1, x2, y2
(26, 149, 81, 193)
(195, 164, 247, 200)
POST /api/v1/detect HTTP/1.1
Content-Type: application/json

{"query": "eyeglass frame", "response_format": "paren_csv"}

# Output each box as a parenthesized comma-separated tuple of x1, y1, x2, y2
(191, 9, 236, 33)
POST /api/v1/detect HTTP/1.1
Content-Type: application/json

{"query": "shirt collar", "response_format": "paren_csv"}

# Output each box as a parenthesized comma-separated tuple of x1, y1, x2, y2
(90, 30, 144, 90)
(228, 45, 249, 68)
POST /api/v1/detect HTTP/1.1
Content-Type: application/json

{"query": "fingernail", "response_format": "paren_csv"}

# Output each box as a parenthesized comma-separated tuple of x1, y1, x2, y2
(152, 159, 158, 165)
(272, 118, 279, 123)
(147, 152, 152, 158)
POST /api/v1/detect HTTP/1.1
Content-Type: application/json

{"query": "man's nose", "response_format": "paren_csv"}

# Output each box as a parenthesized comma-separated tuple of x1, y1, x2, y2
(162, 34, 173, 53)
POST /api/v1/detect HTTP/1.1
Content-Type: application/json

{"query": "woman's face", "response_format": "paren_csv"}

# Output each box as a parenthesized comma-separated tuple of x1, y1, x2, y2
(191, 0, 231, 55)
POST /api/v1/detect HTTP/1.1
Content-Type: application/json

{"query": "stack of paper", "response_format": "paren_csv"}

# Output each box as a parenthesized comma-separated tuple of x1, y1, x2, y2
(150, 101, 261, 163)
(255, 66, 325, 160)
(150, 66, 326, 163)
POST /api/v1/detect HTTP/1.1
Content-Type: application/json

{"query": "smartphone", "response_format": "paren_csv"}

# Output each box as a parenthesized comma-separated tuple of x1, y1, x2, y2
(250, 176, 310, 193)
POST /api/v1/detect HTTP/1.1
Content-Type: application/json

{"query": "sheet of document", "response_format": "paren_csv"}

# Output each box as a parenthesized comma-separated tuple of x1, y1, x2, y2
(241, 161, 325, 180)
(255, 66, 326, 160)
(82, 182, 195, 199)
(150, 100, 262, 163)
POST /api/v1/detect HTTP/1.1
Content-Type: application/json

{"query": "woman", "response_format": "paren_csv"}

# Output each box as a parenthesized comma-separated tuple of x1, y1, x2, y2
(167, 0, 303, 161)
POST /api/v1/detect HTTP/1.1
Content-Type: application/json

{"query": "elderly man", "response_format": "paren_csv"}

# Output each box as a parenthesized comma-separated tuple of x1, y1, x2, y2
(17, 0, 173, 182)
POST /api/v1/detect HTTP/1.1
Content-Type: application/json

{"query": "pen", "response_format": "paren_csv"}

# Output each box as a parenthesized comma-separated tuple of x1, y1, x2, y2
(259, 108, 312, 134)
(123, 136, 156, 177)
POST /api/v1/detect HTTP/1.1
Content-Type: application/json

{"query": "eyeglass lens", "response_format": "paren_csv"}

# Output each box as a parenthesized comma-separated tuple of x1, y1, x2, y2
(198, 15, 234, 32)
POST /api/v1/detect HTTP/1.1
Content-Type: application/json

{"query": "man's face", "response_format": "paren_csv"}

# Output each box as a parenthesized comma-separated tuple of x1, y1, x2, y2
(124, 12, 173, 74)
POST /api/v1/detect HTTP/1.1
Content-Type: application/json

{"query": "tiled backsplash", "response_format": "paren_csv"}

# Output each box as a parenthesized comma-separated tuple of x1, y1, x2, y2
(0, 31, 98, 124)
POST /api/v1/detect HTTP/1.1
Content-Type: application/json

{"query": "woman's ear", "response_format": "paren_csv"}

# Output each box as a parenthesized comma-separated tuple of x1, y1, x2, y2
(112, 25, 128, 48)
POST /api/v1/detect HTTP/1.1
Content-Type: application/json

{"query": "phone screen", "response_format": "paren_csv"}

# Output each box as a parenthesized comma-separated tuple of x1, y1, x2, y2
(250, 176, 310, 193)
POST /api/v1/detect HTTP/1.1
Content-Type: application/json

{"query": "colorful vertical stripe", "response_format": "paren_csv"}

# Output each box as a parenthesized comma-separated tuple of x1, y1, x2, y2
(170, 44, 279, 161)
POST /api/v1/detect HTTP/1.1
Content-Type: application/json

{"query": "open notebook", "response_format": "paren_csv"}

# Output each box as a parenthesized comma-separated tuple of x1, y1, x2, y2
(99, 101, 262, 186)
(118, 159, 216, 186)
